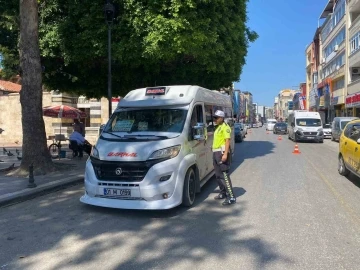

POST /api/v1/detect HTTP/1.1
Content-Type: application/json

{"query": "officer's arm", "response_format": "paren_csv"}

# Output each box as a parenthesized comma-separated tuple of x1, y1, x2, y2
(224, 138, 230, 157)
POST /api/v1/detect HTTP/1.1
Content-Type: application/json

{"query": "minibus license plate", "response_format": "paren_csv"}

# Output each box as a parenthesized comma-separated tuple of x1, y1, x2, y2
(104, 188, 131, 196)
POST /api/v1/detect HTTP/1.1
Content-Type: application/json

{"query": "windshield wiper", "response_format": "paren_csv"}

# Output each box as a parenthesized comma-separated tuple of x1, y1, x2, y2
(124, 135, 169, 139)
(102, 131, 124, 139)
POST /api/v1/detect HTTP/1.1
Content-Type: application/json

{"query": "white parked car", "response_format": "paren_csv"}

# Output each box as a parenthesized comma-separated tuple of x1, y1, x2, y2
(265, 119, 277, 131)
(323, 123, 332, 139)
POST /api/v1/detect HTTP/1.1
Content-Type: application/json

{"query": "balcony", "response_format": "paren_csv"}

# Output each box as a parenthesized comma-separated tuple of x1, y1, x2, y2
(350, 13, 360, 37)
(331, 89, 345, 105)
(322, 16, 345, 47)
(349, 45, 360, 68)
(349, 0, 360, 13)
(347, 79, 360, 95)
(306, 61, 313, 70)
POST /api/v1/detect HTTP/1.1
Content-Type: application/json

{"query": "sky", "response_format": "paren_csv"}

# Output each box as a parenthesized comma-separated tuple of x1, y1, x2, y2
(234, 0, 329, 107)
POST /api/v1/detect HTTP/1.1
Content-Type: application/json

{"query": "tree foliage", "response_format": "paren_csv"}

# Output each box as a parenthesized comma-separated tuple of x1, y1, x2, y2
(0, 0, 258, 97)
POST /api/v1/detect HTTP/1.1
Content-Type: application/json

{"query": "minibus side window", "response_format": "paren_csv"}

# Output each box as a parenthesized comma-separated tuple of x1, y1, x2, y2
(205, 105, 214, 132)
(189, 105, 204, 140)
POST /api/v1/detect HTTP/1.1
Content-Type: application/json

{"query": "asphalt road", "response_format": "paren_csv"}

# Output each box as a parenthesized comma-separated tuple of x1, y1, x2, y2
(1, 128, 360, 270)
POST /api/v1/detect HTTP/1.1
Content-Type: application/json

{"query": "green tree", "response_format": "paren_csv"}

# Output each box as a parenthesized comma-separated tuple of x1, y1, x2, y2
(1, 0, 257, 97)
(0, 0, 19, 79)
(0, 0, 257, 174)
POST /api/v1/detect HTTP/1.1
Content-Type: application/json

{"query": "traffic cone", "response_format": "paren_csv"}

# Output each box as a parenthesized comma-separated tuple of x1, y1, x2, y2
(278, 135, 282, 140)
(292, 144, 301, 154)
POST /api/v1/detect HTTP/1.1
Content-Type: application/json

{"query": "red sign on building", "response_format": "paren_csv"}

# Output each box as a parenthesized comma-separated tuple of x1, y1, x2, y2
(346, 93, 360, 108)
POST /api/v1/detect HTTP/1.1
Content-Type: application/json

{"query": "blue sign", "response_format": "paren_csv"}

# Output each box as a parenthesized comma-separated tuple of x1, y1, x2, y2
(288, 101, 293, 110)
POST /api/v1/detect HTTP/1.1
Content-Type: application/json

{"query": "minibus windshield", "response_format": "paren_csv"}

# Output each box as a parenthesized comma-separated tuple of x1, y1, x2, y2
(296, 118, 321, 127)
(105, 108, 188, 133)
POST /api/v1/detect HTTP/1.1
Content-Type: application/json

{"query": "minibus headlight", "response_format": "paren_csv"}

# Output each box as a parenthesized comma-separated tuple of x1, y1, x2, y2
(91, 146, 100, 159)
(148, 145, 181, 160)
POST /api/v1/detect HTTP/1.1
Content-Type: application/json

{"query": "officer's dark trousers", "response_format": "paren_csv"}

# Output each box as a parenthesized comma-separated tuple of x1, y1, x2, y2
(213, 151, 235, 199)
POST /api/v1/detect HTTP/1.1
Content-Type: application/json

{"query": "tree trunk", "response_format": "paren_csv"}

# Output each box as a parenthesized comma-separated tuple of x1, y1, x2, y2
(18, 0, 55, 175)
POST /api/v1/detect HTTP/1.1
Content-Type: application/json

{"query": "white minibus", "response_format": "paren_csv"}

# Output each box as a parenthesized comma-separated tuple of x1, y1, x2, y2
(80, 85, 235, 210)
(288, 111, 323, 143)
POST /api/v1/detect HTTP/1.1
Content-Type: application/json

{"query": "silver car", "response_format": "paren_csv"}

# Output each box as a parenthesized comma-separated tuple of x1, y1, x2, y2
(331, 117, 359, 141)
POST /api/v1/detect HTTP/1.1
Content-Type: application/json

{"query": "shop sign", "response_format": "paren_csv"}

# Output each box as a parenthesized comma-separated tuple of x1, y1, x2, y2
(319, 96, 325, 107)
(346, 93, 360, 108)
(299, 96, 306, 110)
(331, 96, 339, 105)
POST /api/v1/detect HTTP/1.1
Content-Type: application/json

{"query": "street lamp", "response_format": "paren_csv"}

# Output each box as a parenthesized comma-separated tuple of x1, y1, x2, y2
(104, 1, 115, 119)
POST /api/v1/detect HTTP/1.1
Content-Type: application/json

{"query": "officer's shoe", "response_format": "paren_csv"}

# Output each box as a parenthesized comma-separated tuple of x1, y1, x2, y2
(222, 197, 236, 206)
(214, 193, 226, 200)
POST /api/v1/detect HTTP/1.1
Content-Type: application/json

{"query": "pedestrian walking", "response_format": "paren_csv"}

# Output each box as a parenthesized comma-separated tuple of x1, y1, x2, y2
(212, 110, 236, 206)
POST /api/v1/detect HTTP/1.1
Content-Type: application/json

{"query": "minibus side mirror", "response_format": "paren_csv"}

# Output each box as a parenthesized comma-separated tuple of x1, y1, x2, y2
(193, 123, 205, 141)
(99, 124, 105, 135)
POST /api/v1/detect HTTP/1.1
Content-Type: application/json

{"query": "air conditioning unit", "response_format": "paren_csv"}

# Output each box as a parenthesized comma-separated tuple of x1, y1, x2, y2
(336, 65, 340, 70)
(352, 68, 360, 75)
(322, 58, 326, 64)
(334, 44, 339, 52)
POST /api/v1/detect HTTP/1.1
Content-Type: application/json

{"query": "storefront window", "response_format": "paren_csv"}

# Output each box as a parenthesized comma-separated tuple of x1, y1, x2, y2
(355, 108, 360, 118)
(346, 108, 353, 117)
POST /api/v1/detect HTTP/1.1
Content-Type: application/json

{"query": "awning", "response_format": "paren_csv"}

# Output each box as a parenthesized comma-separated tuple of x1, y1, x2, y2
(320, 0, 334, 19)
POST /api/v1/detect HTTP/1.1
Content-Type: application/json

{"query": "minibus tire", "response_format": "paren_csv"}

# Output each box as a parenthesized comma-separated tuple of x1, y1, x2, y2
(182, 168, 196, 207)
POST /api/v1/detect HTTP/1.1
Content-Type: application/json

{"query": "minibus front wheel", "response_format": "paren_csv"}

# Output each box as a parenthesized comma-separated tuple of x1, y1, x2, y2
(182, 167, 196, 207)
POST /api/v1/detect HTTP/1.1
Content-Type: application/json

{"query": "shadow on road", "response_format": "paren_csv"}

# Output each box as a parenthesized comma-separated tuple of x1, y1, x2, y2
(0, 183, 294, 269)
(231, 140, 275, 170)
(346, 173, 360, 189)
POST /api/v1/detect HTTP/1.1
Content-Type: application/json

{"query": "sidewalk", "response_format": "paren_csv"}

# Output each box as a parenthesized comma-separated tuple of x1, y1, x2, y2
(0, 146, 86, 207)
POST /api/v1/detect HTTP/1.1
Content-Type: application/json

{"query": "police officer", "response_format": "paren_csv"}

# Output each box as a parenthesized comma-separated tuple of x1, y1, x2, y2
(212, 110, 236, 205)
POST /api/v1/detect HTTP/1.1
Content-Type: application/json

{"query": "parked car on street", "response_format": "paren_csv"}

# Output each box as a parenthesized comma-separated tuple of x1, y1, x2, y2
(273, 122, 287, 134)
(265, 119, 277, 131)
(338, 119, 360, 179)
(331, 117, 359, 141)
(234, 123, 246, 142)
(322, 123, 332, 139)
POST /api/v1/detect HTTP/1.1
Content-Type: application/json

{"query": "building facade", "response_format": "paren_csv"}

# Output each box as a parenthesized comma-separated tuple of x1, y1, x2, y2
(242, 91, 254, 123)
(320, 0, 347, 122)
(265, 107, 274, 119)
(309, 27, 322, 113)
(275, 89, 297, 120)
(0, 84, 122, 145)
(346, 0, 360, 117)
(274, 97, 279, 119)
(293, 83, 307, 110)
(307, 0, 348, 123)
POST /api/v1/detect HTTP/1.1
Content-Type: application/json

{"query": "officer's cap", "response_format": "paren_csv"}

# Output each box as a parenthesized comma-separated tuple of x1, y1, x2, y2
(214, 110, 225, 118)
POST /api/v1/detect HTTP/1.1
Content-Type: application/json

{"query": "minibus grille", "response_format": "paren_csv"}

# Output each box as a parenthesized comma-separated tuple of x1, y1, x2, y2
(90, 157, 167, 182)
(303, 132, 317, 136)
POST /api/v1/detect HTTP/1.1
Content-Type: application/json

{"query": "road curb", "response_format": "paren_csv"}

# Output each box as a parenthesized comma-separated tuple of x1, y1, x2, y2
(0, 175, 84, 208)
